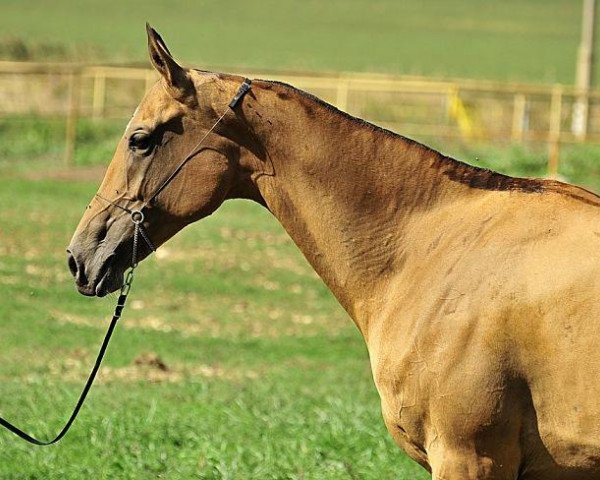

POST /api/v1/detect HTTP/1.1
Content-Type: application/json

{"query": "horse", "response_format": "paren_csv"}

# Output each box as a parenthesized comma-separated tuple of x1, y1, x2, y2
(67, 25, 600, 479)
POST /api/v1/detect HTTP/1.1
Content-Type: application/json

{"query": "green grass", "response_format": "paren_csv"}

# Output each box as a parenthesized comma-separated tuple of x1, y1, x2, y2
(0, 0, 596, 85)
(1, 119, 600, 478)
(0, 116, 126, 171)
(0, 2, 599, 476)
(0, 174, 429, 479)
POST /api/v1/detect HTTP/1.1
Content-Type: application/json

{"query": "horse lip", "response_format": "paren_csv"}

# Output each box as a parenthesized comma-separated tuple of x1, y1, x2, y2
(77, 284, 96, 297)
(92, 253, 117, 297)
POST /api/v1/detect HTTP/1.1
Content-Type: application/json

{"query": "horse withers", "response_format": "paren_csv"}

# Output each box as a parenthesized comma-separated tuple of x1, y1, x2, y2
(67, 25, 600, 479)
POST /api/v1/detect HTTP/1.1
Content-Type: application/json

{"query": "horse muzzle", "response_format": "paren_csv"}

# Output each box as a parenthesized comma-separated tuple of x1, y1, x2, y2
(66, 247, 123, 297)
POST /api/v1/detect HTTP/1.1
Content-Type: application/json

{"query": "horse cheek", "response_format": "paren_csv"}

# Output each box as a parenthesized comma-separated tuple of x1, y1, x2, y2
(175, 163, 233, 222)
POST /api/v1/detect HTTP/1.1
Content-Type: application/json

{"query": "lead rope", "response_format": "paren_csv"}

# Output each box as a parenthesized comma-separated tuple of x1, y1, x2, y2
(0, 210, 153, 445)
(0, 77, 251, 446)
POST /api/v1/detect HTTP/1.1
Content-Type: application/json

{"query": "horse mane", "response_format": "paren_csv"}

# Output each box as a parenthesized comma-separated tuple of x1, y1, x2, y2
(261, 79, 550, 194)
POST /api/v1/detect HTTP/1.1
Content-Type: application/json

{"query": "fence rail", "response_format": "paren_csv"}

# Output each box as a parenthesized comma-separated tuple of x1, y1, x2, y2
(1, 60, 600, 171)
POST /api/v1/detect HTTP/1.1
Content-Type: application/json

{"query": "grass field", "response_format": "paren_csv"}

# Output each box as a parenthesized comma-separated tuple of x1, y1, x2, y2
(0, 110, 468, 479)
(1, 76, 600, 480)
(1, 116, 600, 479)
(2, 1, 600, 477)
(0, 0, 596, 85)
(0, 171, 430, 479)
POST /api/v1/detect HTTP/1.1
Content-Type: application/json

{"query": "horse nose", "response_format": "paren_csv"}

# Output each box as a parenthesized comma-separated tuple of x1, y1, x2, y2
(66, 248, 88, 286)
(67, 249, 77, 277)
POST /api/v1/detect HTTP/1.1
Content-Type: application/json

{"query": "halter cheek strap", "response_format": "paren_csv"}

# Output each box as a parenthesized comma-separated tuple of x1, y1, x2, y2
(122, 78, 252, 211)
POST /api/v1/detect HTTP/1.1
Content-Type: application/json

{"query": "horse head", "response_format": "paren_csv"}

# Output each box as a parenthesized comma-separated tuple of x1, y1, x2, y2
(67, 25, 262, 296)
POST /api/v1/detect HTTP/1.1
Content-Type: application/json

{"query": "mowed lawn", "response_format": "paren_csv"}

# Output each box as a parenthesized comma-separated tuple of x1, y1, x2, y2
(0, 0, 592, 85)
(1, 1, 600, 477)
(1, 127, 599, 479)
(0, 174, 429, 479)
(1, 109, 600, 480)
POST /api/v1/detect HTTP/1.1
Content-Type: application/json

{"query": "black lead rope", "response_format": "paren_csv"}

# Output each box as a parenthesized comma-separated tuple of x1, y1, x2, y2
(0, 310, 123, 446)
(0, 78, 252, 446)
(0, 211, 152, 445)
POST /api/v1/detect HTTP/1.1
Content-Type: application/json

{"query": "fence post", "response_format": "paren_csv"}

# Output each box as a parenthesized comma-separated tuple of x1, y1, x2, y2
(511, 93, 527, 143)
(336, 78, 350, 111)
(572, 0, 596, 139)
(92, 71, 106, 119)
(547, 86, 563, 178)
(65, 69, 81, 167)
(145, 70, 155, 92)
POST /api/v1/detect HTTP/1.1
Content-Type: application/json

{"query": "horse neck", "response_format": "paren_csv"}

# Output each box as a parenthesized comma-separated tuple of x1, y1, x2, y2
(235, 81, 466, 335)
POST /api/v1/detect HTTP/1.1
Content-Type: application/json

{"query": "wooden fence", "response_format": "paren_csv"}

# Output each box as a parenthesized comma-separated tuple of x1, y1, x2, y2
(2, 60, 600, 173)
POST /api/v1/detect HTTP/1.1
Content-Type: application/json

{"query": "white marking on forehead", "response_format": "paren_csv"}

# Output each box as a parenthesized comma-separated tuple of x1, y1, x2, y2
(125, 105, 141, 133)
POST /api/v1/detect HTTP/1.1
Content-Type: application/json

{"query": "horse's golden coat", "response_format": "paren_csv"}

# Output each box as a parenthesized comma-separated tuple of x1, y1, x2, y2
(67, 26, 600, 479)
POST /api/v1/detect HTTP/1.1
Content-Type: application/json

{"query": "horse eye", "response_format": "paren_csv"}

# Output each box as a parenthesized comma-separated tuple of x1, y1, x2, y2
(128, 131, 152, 153)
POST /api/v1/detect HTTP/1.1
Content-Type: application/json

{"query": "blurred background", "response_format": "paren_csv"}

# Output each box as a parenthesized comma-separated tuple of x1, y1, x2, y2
(0, 1, 598, 478)
(1, 0, 600, 186)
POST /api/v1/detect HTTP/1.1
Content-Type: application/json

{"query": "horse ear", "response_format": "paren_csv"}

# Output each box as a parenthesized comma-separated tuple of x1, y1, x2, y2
(146, 23, 195, 103)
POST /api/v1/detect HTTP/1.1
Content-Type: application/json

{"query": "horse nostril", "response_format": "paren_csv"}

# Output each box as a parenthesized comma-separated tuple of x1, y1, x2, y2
(67, 248, 90, 287)
(67, 251, 79, 279)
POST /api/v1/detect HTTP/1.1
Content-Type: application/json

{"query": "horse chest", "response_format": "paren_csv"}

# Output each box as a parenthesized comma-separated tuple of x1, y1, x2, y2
(371, 346, 439, 462)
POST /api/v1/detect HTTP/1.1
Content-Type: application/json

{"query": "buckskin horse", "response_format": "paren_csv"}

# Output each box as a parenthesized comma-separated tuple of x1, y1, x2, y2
(67, 25, 600, 479)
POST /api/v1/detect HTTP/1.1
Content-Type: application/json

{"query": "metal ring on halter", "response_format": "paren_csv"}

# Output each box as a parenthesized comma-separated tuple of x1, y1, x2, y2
(131, 210, 144, 224)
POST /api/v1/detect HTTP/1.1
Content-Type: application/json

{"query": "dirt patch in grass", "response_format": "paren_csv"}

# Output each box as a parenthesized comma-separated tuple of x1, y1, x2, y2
(52, 305, 350, 340)
(33, 350, 258, 385)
